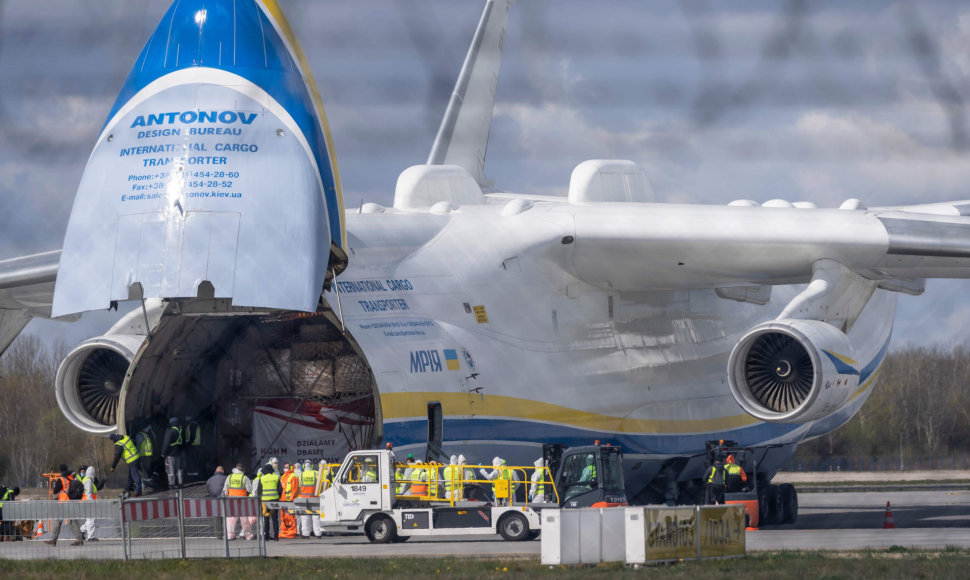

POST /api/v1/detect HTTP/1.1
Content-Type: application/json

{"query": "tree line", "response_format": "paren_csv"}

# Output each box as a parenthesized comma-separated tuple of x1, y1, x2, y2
(0, 336, 112, 487)
(796, 345, 970, 461)
(2, 336, 970, 485)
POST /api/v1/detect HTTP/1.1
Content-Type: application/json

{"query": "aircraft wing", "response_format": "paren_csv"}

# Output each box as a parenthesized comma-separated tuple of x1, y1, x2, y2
(0, 250, 60, 356)
(565, 200, 970, 291)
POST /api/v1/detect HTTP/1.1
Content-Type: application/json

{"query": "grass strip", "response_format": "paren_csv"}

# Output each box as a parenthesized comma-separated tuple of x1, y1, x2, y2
(4, 549, 970, 579)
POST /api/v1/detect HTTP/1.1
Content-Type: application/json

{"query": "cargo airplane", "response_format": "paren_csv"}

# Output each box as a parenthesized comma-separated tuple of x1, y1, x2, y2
(2, 0, 970, 521)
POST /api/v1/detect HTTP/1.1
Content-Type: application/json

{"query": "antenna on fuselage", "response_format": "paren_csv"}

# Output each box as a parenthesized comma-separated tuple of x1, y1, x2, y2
(426, 0, 515, 192)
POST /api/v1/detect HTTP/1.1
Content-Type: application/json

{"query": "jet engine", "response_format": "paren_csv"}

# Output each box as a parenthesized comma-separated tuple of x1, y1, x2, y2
(54, 301, 161, 434)
(727, 319, 860, 423)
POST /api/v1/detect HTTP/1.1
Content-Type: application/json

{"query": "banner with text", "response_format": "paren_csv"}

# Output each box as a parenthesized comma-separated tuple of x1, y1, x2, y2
(252, 396, 374, 467)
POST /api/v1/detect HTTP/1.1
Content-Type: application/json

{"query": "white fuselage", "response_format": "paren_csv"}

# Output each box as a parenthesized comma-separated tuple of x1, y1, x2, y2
(326, 200, 896, 474)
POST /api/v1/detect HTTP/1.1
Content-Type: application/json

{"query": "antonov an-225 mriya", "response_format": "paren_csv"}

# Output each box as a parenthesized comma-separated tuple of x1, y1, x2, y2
(2, 0, 969, 524)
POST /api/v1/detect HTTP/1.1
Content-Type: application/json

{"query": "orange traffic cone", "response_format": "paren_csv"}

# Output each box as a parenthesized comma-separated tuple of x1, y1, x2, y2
(33, 520, 45, 538)
(883, 501, 895, 529)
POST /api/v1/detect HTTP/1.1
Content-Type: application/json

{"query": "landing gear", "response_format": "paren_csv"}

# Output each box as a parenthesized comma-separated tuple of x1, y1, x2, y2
(779, 483, 798, 524)
(758, 483, 798, 526)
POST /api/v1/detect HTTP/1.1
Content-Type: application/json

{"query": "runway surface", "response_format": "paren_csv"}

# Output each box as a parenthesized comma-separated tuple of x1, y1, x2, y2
(265, 489, 970, 557)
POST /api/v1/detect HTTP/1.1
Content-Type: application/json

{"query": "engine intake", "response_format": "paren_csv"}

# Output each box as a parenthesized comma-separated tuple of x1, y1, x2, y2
(55, 335, 145, 433)
(727, 319, 860, 423)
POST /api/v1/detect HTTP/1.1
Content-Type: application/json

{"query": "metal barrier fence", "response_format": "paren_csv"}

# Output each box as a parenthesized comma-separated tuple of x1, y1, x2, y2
(0, 492, 264, 560)
(390, 462, 558, 506)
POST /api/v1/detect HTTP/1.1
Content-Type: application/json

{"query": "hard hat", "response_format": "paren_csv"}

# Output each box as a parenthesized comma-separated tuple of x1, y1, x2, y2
(449, 455, 458, 465)
(169, 417, 179, 424)
(269, 457, 279, 465)
(726, 454, 735, 464)
(492, 457, 502, 467)
(458, 454, 466, 464)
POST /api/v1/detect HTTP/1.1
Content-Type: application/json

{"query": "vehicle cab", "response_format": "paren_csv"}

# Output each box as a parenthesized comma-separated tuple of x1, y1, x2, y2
(545, 443, 628, 508)
(319, 450, 395, 524)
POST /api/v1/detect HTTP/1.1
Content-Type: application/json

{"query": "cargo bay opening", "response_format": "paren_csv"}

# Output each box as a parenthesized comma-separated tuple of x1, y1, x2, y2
(119, 307, 381, 484)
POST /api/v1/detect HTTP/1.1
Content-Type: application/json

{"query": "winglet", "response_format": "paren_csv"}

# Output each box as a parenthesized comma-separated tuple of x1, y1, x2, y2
(426, 0, 514, 191)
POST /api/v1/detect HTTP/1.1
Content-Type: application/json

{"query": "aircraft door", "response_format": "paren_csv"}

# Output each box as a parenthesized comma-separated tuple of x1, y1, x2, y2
(426, 401, 444, 462)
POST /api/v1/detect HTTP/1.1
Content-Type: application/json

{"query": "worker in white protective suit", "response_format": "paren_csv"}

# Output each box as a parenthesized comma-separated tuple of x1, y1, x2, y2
(504, 459, 522, 501)
(443, 455, 462, 500)
(458, 455, 475, 482)
(293, 462, 303, 537)
(529, 458, 548, 503)
(79, 466, 98, 540)
(480, 457, 512, 505)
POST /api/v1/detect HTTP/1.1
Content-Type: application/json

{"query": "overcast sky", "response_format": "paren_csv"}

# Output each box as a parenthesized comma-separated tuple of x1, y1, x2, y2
(3, 0, 970, 348)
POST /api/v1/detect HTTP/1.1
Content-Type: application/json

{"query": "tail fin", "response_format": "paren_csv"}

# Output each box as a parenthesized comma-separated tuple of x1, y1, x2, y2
(426, 0, 515, 191)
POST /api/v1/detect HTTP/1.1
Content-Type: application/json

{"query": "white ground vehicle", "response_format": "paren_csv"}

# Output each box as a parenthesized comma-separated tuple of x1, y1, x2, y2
(304, 450, 543, 543)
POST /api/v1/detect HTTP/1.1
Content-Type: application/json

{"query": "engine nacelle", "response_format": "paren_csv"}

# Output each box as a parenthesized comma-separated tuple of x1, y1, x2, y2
(727, 319, 860, 423)
(54, 300, 163, 433)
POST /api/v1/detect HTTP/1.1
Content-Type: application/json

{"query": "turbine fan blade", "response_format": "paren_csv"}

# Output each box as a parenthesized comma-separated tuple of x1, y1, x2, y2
(744, 333, 814, 413)
(76, 349, 129, 425)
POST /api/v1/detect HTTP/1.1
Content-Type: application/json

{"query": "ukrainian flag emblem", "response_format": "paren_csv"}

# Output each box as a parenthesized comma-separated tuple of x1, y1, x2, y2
(443, 349, 460, 371)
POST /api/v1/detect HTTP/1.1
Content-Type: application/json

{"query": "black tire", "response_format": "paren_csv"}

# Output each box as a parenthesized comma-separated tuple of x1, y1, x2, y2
(757, 485, 768, 526)
(365, 515, 397, 544)
(392, 535, 411, 543)
(763, 485, 780, 526)
(780, 483, 798, 525)
(527, 531, 540, 541)
(498, 512, 529, 541)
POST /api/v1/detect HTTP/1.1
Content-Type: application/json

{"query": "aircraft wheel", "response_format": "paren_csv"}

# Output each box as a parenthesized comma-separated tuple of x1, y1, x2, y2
(757, 485, 769, 526)
(763, 484, 782, 526)
(498, 512, 529, 541)
(780, 483, 798, 524)
(365, 515, 397, 544)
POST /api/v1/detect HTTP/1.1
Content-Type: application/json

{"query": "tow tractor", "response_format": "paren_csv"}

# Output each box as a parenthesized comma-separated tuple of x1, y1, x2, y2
(308, 449, 543, 543)
(704, 440, 798, 528)
(284, 443, 627, 543)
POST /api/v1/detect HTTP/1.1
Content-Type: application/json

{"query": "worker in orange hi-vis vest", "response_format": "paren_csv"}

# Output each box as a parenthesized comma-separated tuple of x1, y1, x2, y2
(278, 464, 299, 539)
(298, 460, 322, 537)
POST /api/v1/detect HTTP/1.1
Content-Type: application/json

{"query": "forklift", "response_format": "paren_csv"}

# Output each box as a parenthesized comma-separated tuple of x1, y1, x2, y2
(704, 440, 797, 528)
(543, 442, 628, 508)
